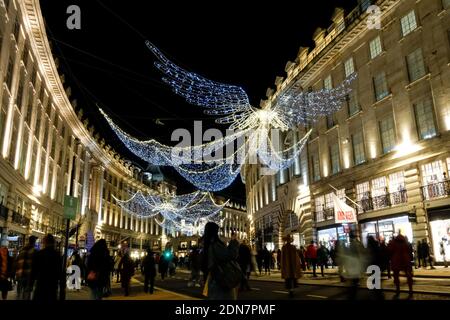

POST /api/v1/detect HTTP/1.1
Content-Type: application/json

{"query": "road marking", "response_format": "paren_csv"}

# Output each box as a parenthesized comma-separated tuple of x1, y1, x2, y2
(306, 294, 328, 299)
(273, 290, 289, 294)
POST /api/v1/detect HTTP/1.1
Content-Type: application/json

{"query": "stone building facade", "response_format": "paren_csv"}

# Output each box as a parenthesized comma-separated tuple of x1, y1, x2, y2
(245, 0, 450, 263)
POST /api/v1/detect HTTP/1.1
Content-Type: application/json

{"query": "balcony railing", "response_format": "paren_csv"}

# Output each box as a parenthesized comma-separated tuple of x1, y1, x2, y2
(11, 211, 30, 227)
(356, 190, 408, 214)
(421, 180, 450, 200)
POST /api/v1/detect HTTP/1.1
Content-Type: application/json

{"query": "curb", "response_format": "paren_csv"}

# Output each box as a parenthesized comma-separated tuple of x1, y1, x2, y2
(253, 277, 450, 297)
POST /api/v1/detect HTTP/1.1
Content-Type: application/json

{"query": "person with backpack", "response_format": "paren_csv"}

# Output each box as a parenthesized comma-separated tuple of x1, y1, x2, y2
(202, 222, 240, 300)
(15, 235, 38, 300)
(281, 234, 302, 298)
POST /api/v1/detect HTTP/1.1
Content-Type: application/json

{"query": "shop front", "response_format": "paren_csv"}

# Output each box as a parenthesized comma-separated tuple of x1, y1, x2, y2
(359, 214, 413, 247)
(428, 206, 450, 264)
(317, 224, 355, 249)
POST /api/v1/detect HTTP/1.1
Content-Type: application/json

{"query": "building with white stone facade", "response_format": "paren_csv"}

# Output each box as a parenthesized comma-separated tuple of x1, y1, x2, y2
(0, 0, 176, 256)
(245, 0, 450, 263)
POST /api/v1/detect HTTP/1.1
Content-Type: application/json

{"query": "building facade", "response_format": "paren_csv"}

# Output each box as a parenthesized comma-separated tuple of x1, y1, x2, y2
(0, 0, 176, 256)
(245, 0, 450, 263)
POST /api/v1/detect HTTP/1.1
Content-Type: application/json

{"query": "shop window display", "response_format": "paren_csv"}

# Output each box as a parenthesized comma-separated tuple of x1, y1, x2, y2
(430, 219, 450, 263)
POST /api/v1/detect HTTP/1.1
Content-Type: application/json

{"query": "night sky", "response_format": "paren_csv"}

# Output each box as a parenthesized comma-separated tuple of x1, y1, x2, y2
(39, 0, 358, 203)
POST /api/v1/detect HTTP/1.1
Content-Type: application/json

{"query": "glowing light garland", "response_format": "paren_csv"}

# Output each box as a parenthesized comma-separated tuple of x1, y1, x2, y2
(99, 42, 356, 191)
(113, 190, 225, 235)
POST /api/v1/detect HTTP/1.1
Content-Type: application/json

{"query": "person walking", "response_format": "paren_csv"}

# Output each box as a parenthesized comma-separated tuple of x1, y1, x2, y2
(0, 237, 13, 300)
(15, 235, 38, 300)
(141, 249, 156, 294)
(334, 240, 345, 282)
(238, 240, 252, 291)
(305, 241, 318, 277)
(68, 249, 84, 292)
(420, 239, 431, 268)
(114, 251, 122, 283)
(280, 235, 302, 298)
(298, 246, 306, 271)
(388, 232, 413, 299)
(366, 236, 384, 300)
(341, 232, 366, 300)
(201, 222, 240, 300)
(86, 239, 111, 300)
(379, 239, 391, 279)
(159, 251, 169, 280)
(118, 250, 135, 296)
(32, 234, 62, 301)
(316, 243, 329, 277)
(440, 239, 448, 268)
(276, 249, 282, 270)
(188, 246, 202, 287)
(256, 248, 263, 275)
(262, 246, 271, 275)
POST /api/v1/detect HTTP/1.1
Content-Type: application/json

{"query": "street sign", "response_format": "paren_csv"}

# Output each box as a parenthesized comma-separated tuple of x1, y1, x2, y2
(64, 195, 78, 220)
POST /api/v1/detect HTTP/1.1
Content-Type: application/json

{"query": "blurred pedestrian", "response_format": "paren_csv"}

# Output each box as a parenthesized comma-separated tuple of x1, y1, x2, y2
(366, 236, 384, 300)
(420, 239, 431, 268)
(113, 251, 122, 283)
(276, 249, 281, 270)
(256, 248, 263, 275)
(298, 246, 306, 271)
(69, 249, 84, 291)
(280, 235, 302, 298)
(341, 232, 366, 300)
(141, 249, 156, 294)
(188, 246, 202, 287)
(15, 235, 38, 300)
(159, 251, 170, 280)
(334, 240, 345, 282)
(86, 239, 112, 300)
(262, 246, 271, 275)
(440, 239, 448, 268)
(119, 250, 135, 296)
(201, 222, 240, 300)
(0, 237, 13, 300)
(388, 232, 413, 299)
(317, 242, 329, 277)
(305, 241, 318, 277)
(238, 240, 252, 291)
(32, 234, 62, 301)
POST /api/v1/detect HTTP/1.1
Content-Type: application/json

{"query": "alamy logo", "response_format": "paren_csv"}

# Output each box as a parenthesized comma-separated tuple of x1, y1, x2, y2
(66, 5, 81, 30)
(366, 5, 381, 30)
(366, 265, 381, 290)
(66, 265, 81, 290)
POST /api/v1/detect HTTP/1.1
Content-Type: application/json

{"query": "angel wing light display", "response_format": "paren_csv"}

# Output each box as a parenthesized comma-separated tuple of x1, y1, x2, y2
(100, 41, 356, 191)
(113, 190, 224, 235)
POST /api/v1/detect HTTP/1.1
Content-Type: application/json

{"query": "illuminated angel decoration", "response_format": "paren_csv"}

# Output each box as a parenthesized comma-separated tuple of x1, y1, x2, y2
(100, 41, 356, 191)
(113, 190, 224, 235)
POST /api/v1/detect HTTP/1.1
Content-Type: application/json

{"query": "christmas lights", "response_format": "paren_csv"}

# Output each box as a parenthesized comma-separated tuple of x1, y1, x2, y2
(113, 190, 225, 235)
(98, 42, 357, 191)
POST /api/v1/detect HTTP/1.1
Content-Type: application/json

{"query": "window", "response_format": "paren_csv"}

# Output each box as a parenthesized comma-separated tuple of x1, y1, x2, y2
(5, 57, 14, 90)
(414, 98, 436, 140)
(373, 72, 389, 101)
(421, 161, 444, 184)
(379, 115, 396, 154)
(344, 58, 355, 77)
(352, 131, 365, 165)
(372, 176, 389, 209)
(315, 196, 325, 222)
(330, 143, 340, 174)
(356, 181, 370, 213)
(401, 10, 417, 37)
(389, 171, 407, 204)
(324, 75, 332, 90)
(369, 36, 382, 59)
(312, 154, 320, 182)
(347, 91, 360, 116)
(406, 48, 426, 82)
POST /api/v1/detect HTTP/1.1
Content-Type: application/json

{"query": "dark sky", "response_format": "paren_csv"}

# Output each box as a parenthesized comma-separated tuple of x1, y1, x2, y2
(39, 0, 358, 203)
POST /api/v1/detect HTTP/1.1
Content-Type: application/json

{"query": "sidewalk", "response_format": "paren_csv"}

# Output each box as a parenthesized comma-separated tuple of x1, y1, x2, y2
(6, 277, 194, 300)
(177, 268, 450, 296)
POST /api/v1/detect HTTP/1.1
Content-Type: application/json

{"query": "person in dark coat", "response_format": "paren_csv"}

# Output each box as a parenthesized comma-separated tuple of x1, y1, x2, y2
(316, 243, 329, 277)
(188, 246, 202, 287)
(202, 222, 239, 300)
(32, 234, 62, 301)
(276, 249, 282, 270)
(262, 247, 271, 275)
(367, 236, 384, 300)
(141, 249, 156, 294)
(15, 235, 38, 300)
(238, 240, 252, 291)
(86, 239, 112, 300)
(256, 248, 263, 275)
(0, 238, 13, 300)
(159, 251, 170, 280)
(118, 251, 135, 296)
(416, 240, 423, 268)
(388, 233, 413, 298)
(379, 240, 391, 279)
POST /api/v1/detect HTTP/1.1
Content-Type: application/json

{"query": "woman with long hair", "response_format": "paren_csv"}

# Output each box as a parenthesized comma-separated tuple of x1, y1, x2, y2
(87, 239, 112, 300)
(201, 222, 239, 300)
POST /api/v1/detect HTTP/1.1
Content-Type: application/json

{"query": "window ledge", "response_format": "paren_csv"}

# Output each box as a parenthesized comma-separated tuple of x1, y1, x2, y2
(325, 124, 339, 134)
(438, 8, 448, 18)
(346, 109, 362, 122)
(368, 51, 387, 64)
(405, 73, 431, 90)
(372, 93, 393, 107)
(399, 26, 423, 44)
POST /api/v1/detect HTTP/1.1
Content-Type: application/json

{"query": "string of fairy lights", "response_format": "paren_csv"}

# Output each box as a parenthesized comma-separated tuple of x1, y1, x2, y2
(100, 41, 356, 231)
